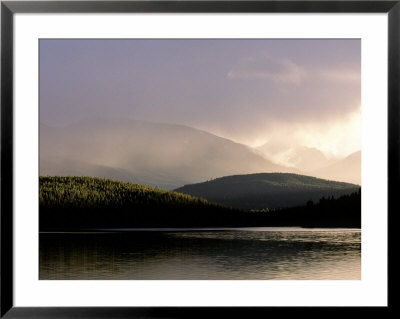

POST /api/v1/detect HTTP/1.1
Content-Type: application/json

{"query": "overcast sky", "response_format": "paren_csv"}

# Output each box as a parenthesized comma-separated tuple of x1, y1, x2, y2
(40, 39, 360, 157)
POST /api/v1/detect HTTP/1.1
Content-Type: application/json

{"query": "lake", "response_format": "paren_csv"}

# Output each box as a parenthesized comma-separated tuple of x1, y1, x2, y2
(39, 227, 361, 280)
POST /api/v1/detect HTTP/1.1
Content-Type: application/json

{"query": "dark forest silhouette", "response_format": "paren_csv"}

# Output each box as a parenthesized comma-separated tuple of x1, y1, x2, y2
(40, 176, 361, 231)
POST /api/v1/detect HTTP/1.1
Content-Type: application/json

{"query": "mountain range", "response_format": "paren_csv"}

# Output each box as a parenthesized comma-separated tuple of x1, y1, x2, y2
(40, 118, 361, 189)
(40, 118, 296, 190)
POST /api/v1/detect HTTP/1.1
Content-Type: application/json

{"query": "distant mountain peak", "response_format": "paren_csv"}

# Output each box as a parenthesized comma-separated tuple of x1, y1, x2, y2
(311, 150, 361, 185)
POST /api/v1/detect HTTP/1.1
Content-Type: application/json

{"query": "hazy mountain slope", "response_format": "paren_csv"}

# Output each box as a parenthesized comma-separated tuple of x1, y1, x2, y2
(280, 146, 337, 172)
(312, 151, 361, 185)
(257, 141, 361, 185)
(40, 118, 295, 190)
(174, 173, 360, 210)
(257, 144, 337, 172)
(40, 157, 187, 190)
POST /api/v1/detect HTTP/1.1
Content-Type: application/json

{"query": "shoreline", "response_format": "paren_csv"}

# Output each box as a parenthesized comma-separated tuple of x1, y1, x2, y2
(40, 226, 361, 234)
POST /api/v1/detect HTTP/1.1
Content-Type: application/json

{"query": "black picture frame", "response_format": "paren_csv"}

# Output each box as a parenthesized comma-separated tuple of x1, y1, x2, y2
(1, 1, 395, 317)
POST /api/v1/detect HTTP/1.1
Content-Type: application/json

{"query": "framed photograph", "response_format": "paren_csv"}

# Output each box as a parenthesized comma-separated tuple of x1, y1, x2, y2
(1, 0, 395, 317)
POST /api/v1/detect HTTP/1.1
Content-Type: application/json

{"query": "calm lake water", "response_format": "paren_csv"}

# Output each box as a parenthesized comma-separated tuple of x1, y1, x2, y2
(39, 228, 361, 280)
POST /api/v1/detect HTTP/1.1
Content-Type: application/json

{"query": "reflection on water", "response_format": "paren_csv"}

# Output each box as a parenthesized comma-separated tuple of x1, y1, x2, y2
(39, 228, 361, 280)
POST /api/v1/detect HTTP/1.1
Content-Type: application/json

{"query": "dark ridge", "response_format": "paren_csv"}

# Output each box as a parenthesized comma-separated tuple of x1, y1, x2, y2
(174, 172, 359, 210)
(40, 175, 360, 231)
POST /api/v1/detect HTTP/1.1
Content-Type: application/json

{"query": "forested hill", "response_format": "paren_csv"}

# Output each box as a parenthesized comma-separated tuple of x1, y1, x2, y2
(40, 176, 361, 230)
(174, 173, 359, 210)
(39, 176, 239, 230)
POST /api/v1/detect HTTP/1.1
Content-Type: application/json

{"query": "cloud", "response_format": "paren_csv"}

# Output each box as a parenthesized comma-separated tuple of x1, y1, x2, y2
(320, 67, 361, 83)
(253, 104, 361, 159)
(227, 55, 307, 85)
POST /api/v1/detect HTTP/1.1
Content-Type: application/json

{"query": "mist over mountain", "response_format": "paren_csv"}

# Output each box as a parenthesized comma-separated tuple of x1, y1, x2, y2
(311, 151, 361, 185)
(40, 118, 296, 190)
(257, 144, 337, 171)
(257, 141, 361, 185)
